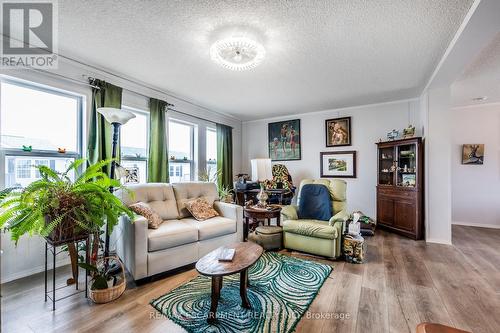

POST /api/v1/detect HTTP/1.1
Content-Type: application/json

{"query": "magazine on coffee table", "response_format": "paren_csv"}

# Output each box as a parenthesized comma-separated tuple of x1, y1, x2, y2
(218, 247, 236, 262)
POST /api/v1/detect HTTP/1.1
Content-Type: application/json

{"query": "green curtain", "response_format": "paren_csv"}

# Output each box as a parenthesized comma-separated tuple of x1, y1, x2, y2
(147, 98, 169, 183)
(216, 123, 233, 190)
(87, 79, 122, 176)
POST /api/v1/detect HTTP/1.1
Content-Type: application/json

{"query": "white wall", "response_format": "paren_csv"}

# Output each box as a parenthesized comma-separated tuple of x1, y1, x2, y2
(242, 99, 421, 218)
(451, 103, 500, 228)
(423, 86, 453, 244)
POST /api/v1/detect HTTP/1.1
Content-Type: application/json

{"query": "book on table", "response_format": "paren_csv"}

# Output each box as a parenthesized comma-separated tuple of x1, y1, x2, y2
(218, 247, 235, 262)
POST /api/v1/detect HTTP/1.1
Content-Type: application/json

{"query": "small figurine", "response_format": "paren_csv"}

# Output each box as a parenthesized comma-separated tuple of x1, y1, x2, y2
(22, 145, 32, 152)
(58, 148, 66, 153)
(387, 129, 399, 141)
(403, 125, 415, 139)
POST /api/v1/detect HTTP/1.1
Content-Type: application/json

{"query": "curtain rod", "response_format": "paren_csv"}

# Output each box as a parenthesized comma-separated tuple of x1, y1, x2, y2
(86, 76, 174, 107)
(167, 107, 219, 125)
(28, 69, 174, 107)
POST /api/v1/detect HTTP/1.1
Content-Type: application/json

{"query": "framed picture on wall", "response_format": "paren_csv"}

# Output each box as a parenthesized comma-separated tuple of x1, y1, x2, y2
(462, 144, 484, 165)
(320, 151, 357, 178)
(325, 116, 351, 147)
(268, 119, 301, 161)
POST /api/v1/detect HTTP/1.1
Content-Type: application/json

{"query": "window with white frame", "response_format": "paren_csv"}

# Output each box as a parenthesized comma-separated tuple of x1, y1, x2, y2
(0, 78, 82, 188)
(168, 120, 194, 182)
(206, 127, 217, 181)
(120, 107, 148, 183)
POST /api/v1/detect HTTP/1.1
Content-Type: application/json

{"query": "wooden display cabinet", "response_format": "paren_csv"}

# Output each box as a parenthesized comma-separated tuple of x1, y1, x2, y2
(376, 137, 424, 240)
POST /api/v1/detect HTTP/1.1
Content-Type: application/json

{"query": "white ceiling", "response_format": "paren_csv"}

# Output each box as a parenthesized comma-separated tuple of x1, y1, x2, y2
(58, 0, 473, 120)
(452, 32, 500, 107)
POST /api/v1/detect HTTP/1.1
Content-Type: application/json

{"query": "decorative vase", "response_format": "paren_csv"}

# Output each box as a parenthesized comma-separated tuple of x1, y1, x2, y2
(256, 184, 268, 207)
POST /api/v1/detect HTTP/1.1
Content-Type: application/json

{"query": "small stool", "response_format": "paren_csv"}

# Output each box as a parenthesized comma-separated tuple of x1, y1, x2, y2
(248, 226, 283, 250)
(343, 234, 365, 264)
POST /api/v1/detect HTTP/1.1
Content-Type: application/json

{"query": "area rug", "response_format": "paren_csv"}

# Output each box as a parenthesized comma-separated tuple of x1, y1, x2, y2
(150, 252, 332, 333)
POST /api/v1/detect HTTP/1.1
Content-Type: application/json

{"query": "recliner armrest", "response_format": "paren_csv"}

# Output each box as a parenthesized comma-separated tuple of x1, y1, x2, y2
(329, 209, 348, 228)
(281, 205, 299, 221)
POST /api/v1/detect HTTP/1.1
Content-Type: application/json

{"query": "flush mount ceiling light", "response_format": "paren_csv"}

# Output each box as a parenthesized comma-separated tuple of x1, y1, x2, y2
(210, 36, 265, 71)
(472, 96, 488, 102)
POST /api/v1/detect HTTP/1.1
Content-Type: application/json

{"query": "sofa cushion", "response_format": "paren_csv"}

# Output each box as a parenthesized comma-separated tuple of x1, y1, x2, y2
(183, 217, 236, 241)
(129, 202, 163, 229)
(173, 182, 219, 218)
(185, 198, 219, 221)
(117, 183, 179, 220)
(282, 219, 338, 239)
(148, 219, 198, 252)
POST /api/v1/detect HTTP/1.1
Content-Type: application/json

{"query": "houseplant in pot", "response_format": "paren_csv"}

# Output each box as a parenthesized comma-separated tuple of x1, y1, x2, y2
(0, 159, 134, 300)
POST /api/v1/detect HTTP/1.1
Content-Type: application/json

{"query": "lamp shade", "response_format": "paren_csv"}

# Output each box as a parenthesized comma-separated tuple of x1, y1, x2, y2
(251, 158, 272, 182)
(97, 107, 136, 125)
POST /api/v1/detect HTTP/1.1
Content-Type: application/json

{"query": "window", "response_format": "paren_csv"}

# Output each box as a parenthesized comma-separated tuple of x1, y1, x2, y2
(0, 77, 82, 188)
(1, 80, 79, 152)
(34, 159, 49, 178)
(16, 160, 31, 179)
(168, 120, 194, 182)
(206, 128, 217, 181)
(120, 107, 148, 183)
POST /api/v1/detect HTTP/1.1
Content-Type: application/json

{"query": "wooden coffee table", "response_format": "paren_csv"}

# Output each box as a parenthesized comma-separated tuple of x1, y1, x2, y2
(195, 242, 264, 323)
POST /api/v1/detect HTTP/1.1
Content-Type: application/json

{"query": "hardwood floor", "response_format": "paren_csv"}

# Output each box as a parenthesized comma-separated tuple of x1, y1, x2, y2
(2, 225, 500, 333)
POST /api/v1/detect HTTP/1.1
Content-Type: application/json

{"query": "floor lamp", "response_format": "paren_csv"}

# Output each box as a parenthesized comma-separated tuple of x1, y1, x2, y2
(96, 107, 136, 258)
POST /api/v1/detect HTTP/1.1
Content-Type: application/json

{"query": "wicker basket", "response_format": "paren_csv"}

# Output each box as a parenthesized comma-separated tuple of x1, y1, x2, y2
(88, 256, 126, 304)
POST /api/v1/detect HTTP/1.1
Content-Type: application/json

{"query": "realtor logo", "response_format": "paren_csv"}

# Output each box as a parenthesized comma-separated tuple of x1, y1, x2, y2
(1, 0, 58, 68)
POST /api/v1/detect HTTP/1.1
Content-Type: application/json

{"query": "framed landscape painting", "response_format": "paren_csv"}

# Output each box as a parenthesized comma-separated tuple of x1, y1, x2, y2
(325, 116, 351, 147)
(462, 144, 484, 165)
(320, 151, 357, 178)
(268, 119, 301, 161)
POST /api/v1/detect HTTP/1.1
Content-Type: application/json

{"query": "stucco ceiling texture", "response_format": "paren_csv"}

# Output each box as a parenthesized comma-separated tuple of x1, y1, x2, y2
(452, 32, 500, 107)
(59, 0, 473, 120)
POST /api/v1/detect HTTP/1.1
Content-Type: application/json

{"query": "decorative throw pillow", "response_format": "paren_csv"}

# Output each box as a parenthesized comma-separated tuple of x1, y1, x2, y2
(185, 198, 219, 221)
(129, 202, 163, 229)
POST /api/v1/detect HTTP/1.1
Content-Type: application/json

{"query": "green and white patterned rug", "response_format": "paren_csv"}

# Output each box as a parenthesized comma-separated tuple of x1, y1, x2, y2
(150, 252, 332, 333)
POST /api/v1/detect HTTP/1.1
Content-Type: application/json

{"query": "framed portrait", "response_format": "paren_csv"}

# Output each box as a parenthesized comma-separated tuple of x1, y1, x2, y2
(462, 144, 484, 165)
(320, 151, 357, 178)
(268, 119, 301, 161)
(325, 117, 351, 147)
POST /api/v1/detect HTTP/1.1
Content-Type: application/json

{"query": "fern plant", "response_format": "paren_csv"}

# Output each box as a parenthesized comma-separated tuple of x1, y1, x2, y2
(0, 159, 134, 244)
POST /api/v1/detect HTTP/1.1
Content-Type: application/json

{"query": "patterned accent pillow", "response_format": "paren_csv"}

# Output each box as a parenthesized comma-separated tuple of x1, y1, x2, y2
(185, 198, 219, 221)
(129, 202, 163, 229)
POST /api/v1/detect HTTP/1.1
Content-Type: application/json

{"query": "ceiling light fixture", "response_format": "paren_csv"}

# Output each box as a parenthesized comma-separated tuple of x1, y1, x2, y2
(210, 36, 265, 71)
(472, 96, 488, 102)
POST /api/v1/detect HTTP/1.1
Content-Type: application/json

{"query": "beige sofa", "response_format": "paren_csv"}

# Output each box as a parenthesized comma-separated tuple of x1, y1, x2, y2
(115, 182, 243, 281)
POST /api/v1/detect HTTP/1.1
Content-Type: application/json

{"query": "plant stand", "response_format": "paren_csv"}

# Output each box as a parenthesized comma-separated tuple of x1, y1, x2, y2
(44, 234, 90, 311)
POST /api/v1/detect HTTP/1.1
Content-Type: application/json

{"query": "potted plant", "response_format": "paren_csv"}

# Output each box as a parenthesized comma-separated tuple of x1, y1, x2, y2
(77, 255, 126, 304)
(0, 159, 133, 244)
(198, 167, 234, 203)
(0, 159, 134, 300)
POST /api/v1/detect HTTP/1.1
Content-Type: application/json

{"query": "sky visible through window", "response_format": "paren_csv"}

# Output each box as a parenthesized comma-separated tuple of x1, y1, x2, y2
(1, 82, 78, 151)
(168, 121, 192, 159)
(121, 110, 147, 158)
(206, 128, 216, 162)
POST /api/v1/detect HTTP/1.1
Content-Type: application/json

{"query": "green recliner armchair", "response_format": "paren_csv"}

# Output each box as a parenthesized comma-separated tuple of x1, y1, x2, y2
(281, 179, 348, 258)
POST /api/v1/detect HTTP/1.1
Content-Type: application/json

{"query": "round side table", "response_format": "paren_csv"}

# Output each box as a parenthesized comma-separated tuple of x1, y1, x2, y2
(243, 206, 282, 241)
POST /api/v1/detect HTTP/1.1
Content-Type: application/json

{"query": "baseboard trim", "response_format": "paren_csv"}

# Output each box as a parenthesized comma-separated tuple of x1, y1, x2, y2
(425, 238, 452, 245)
(1, 257, 70, 284)
(452, 221, 500, 229)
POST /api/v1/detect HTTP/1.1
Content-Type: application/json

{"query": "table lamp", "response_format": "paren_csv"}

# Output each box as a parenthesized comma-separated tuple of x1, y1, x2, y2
(251, 158, 272, 182)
